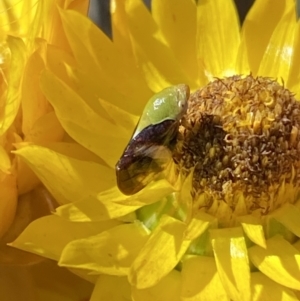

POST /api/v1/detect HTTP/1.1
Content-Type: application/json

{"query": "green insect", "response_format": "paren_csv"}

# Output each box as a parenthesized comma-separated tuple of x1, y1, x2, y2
(115, 84, 190, 195)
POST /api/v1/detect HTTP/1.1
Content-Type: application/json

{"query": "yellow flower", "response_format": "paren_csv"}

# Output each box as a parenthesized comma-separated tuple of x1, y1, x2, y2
(0, 0, 93, 300)
(11, 0, 300, 300)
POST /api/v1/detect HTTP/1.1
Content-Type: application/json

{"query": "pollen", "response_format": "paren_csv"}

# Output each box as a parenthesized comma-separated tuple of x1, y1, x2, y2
(173, 75, 300, 221)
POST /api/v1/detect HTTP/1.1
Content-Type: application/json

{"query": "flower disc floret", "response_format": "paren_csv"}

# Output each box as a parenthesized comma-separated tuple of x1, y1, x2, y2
(174, 75, 300, 221)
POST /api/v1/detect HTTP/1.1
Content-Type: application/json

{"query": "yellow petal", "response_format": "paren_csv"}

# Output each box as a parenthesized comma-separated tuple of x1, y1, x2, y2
(91, 275, 131, 301)
(184, 211, 213, 241)
(100, 179, 175, 206)
(56, 179, 174, 222)
(0, 0, 44, 39)
(15, 145, 115, 205)
(258, 2, 297, 82)
(249, 235, 300, 290)
(67, 0, 90, 15)
(272, 203, 300, 238)
(251, 272, 299, 301)
(0, 173, 17, 238)
(110, 0, 154, 108)
(11, 215, 119, 261)
(181, 256, 229, 301)
(17, 141, 103, 195)
(132, 270, 181, 301)
(196, 0, 240, 79)
(59, 8, 152, 114)
(210, 227, 251, 301)
(46, 44, 77, 88)
(0, 36, 26, 135)
(240, 0, 293, 75)
(287, 22, 300, 92)
(129, 215, 191, 289)
(125, 0, 188, 92)
(0, 145, 10, 174)
(21, 44, 49, 136)
(59, 222, 149, 275)
(151, 0, 199, 87)
(50, 57, 131, 118)
(40, 69, 128, 168)
(238, 215, 266, 248)
(24, 111, 64, 144)
(98, 97, 139, 139)
(266, 217, 296, 243)
(55, 195, 137, 222)
(102, 180, 175, 213)
(111, 0, 135, 59)
(30, 142, 105, 167)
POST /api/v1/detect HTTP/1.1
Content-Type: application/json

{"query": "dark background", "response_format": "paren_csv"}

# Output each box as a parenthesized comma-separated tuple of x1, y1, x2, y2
(88, 0, 255, 38)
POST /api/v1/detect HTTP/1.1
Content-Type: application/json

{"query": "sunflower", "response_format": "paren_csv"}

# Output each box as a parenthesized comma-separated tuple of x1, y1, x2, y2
(0, 0, 93, 300)
(11, 0, 300, 300)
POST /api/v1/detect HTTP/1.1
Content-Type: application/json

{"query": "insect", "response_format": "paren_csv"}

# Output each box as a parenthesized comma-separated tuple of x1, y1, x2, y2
(115, 84, 190, 195)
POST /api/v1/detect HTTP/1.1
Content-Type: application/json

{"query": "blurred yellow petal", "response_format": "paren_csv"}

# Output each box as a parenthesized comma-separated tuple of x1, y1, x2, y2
(40, 1, 90, 51)
(0, 145, 10, 173)
(40, 69, 128, 168)
(0, 0, 39, 38)
(21, 43, 49, 136)
(98, 97, 139, 139)
(103, 0, 154, 113)
(239, 215, 266, 248)
(210, 227, 251, 301)
(129, 215, 191, 289)
(90, 275, 131, 301)
(132, 270, 181, 301)
(272, 203, 300, 238)
(55, 195, 127, 222)
(11, 215, 119, 261)
(152, 0, 198, 87)
(15, 145, 115, 205)
(240, 0, 292, 75)
(24, 111, 64, 144)
(0, 36, 26, 135)
(59, 7, 151, 114)
(125, 0, 188, 92)
(36, 142, 106, 168)
(0, 186, 57, 263)
(46, 44, 77, 87)
(99, 180, 175, 206)
(0, 173, 17, 238)
(67, 0, 90, 15)
(181, 256, 229, 301)
(110, 0, 131, 54)
(258, 2, 297, 81)
(16, 141, 101, 196)
(196, 0, 240, 79)
(251, 272, 298, 301)
(59, 223, 149, 275)
(16, 156, 41, 195)
(249, 235, 300, 290)
(184, 212, 212, 241)
(56, 180, 174, 222)
(287, 22, 300, 95)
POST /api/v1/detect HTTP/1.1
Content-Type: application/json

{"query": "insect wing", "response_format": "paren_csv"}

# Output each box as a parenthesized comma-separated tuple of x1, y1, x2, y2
(116, 120, 178, 195)
(115, 84, 190, 195)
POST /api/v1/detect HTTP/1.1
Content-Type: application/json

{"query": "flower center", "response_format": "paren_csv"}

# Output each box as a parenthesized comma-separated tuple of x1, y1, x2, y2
(174, 75, 300, 222)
